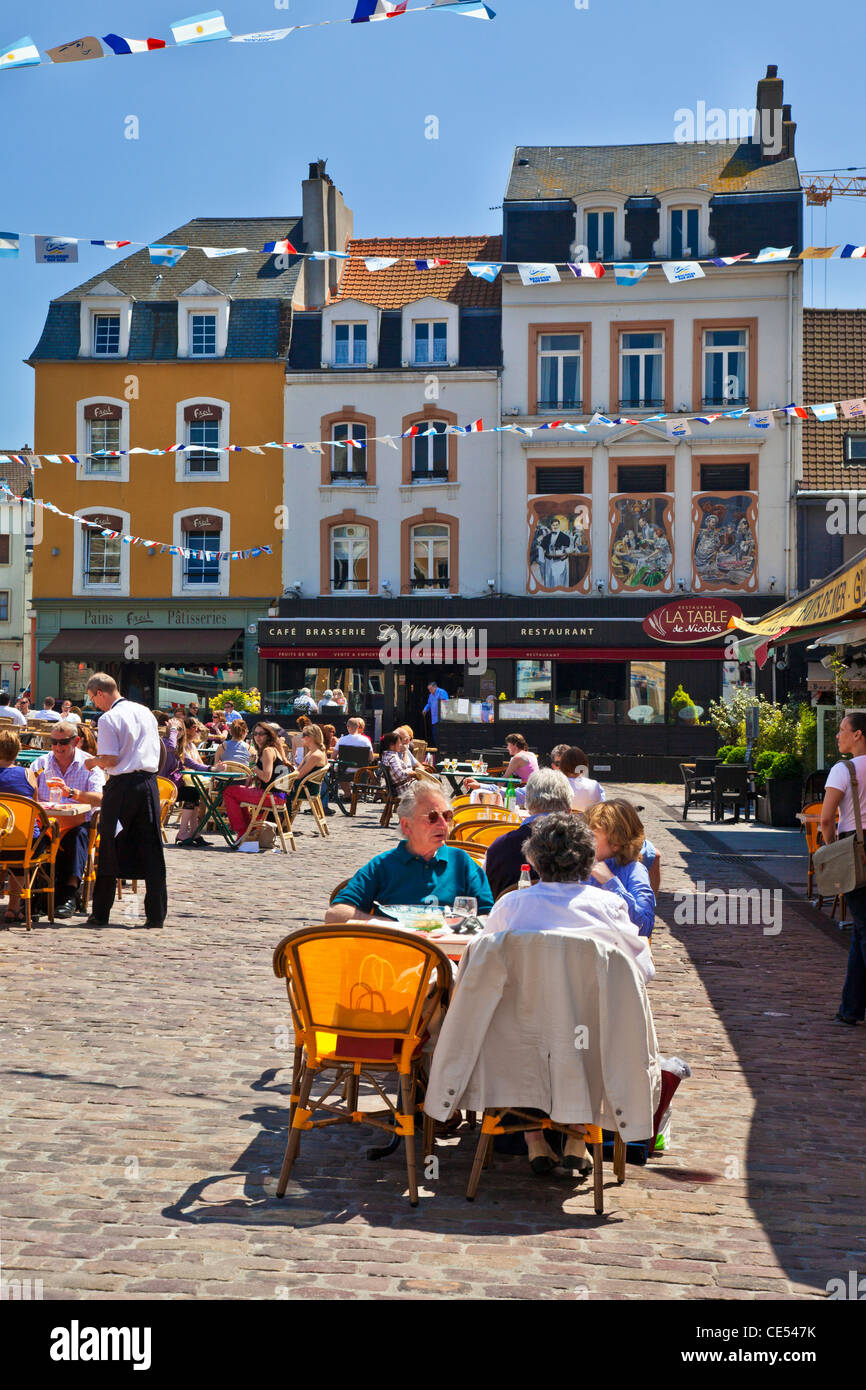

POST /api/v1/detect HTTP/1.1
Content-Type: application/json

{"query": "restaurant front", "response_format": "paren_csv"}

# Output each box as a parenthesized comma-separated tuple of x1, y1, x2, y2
(259, 595, 783, 779)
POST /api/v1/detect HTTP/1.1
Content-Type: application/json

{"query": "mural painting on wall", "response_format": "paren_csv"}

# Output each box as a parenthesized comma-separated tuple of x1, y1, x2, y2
(527, 496, 592, 593)
(608, 495, 675, 593)
(692, 493, 758, 591)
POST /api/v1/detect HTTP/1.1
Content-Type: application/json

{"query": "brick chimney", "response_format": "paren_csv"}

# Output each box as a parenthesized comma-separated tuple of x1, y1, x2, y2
(754, 65, 793, 164)
(301, 160, 353, 308)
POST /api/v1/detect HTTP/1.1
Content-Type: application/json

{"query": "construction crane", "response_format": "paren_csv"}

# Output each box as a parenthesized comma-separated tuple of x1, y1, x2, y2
(801, 171, 866, 206)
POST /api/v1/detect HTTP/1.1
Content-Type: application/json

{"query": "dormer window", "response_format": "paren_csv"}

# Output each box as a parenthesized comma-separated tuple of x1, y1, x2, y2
(414, 320, 447, 365)
(190, 312, 217, 357)
(585, 210, 615, 262)
(93, 314, 120, 355)
(79, 284, 132, 359)
(334, 322, 367, 366)
(670, 206, 700, 259)
(177, 283, 229, 358)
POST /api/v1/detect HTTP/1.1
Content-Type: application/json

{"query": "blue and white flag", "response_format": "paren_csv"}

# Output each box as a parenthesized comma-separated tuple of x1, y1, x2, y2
(35, 236, 78, 264)
(91, 239, 132, 249)
(666, 419, 691, 438)
(201, 246, 248, 257)
(466, 262, 501, 281)
(811, 402, 838, 421)
(229, 28, 295, 43)
(309, 250, 350, 260)
(662, 260, 705, 283)
(518, 262, 560, 285)
(170, 11, 231, 45)
(755, 246, 792, 262)
(748, 411, 775, 430)
(364, 256, 399, 271)
(0, 232, 19, 258)
(148, 244, 188, 266)
(433, 1, 496, 16)
(352, 1, 408, 20)
(0, 37, 41, 69)
(613, 263, 648, 286)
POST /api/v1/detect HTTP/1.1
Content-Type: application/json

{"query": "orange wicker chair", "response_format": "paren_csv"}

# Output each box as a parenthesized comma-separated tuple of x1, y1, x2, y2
(0, 794, 56, 929)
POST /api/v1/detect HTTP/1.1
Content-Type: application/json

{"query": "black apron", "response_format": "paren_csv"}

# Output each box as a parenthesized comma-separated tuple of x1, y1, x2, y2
(96, 701, 165, 880)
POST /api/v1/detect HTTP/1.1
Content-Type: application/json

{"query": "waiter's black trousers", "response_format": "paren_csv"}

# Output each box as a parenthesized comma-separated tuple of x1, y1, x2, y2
(92, 771, 167, 924)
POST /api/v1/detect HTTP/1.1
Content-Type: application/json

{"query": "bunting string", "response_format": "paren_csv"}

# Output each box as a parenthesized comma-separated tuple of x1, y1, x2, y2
(0, 3, 495, 77)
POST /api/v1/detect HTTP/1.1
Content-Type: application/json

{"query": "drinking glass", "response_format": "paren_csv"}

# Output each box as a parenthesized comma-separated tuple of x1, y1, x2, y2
(453, 896, 477, 921)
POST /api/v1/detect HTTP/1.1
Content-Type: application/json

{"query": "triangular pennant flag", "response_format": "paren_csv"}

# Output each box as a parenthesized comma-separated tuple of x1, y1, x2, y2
(799, 246, 840, 260)
(755, 246, 792, 262)
(811, 403, 838, 421)
(662, 260, 705, 283)
(840, 399, 866, 420)
(748, 411, 775, 430)
(364, 256, 399, 271)
(518, 263, 560, 285)
(568, 262, 605, 278)
(466, 262, 501, 282)
(666, 419, 691, 438)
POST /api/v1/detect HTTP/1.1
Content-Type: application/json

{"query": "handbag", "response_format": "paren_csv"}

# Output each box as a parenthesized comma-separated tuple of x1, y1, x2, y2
(812, 760, 866, 897)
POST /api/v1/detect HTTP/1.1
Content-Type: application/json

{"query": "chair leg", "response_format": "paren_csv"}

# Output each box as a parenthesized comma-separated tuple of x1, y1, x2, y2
(422, 1111, 436, 1161)
(613, 1132, 627, 1185)
(277, 1062, 315, 1198)
(592, 1141, 604, 1215)
(466, 1117, 494, 1201)
(399, 1073, 419, 1207)
(288, 1044, 304, 1129)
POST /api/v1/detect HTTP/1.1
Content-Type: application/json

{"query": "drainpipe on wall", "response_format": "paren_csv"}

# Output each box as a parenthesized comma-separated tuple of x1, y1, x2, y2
(496, 371, 503, 593)
(784, 266, 794, 598)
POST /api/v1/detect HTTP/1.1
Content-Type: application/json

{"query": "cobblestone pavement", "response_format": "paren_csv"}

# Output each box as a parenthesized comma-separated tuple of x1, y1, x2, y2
(1, 786, 863, 1302)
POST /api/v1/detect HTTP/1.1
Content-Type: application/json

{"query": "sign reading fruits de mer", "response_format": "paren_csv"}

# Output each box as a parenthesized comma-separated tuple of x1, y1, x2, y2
(642, 599, 743, 644)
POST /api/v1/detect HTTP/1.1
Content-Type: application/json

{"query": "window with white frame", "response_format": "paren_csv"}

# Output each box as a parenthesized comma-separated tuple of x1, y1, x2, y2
(845, 434, 866, 462)
(93, 313, 121, 356)
(411, 523, 450, 590)
(186, 418, 221, 474)
(331, 423, 367, 480)
(190, 312, 217, 357)
(334, 322, 367, 366)
(184, 528, 222, 586)
(413, 320, 448, 365)
(670, 207, 700, 259)
(412, 421, 448, 478)
(85, 416, 121, 476)
(83, 529, 122, 587)
(585, 210, 615, 262)
(619, 332, 664, 409)
(703, 328, 748, 406)
(537, 333, 582, 410)
(331, 524, 369, 592)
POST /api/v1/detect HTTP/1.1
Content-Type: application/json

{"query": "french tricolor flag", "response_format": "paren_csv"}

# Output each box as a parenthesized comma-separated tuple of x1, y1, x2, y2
(462, 419, 483, 433)
(352, 1, 408, 20)
(415, 258, 451, 269)
(102, 35, 166, 55)
(263, 238, 298, 255)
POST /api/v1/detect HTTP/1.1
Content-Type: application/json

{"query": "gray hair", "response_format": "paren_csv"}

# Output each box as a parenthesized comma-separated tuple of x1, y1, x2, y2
(550, 743, 570, 764)
(524, 812, 596, 883)
(52, 720, 79, 739)
(397, 780, 451, 822)
(85, 672, 118, 697)
(524, 768, 573, 815)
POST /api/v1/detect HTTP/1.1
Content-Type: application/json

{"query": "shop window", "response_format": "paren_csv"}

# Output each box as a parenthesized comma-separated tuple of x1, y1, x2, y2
(699, 462, 751, 491)
(617, 464, 668, 493)
(264, 662, 366, 718)
(628, 661, 665, 723)
(555, 662, 627, 724)
(500, 660, 551, 721)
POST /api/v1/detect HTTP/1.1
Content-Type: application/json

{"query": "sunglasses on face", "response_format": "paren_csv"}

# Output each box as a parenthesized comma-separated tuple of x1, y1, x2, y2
(51, 737, 74, 746)
(425, 808, 454, 824)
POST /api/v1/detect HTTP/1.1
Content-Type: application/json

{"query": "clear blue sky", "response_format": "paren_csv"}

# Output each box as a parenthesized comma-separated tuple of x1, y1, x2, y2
(1, 0, 864, 445)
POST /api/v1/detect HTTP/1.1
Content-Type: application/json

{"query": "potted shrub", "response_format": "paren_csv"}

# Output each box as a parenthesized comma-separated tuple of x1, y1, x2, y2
(755, 751, 805, 827)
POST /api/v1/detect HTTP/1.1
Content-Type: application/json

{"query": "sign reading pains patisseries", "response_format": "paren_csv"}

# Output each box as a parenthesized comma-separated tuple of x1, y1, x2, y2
(642, 599, 743, 644)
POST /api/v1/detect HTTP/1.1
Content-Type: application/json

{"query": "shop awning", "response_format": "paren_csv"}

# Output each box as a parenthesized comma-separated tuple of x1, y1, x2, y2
(40, 628, 242, 662)
(731, 546, 866, 641)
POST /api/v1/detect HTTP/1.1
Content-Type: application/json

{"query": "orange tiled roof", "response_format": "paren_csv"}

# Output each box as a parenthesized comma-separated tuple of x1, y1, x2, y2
(801, 308, 866, 489)
(334, 236, 502, 309)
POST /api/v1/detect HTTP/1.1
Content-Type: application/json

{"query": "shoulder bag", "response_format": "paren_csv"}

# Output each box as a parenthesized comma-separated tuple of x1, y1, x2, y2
(812, 760, 866, 897)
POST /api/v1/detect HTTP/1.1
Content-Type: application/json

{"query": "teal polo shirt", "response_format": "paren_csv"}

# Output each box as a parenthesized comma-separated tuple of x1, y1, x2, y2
(333, 840, 494, 915)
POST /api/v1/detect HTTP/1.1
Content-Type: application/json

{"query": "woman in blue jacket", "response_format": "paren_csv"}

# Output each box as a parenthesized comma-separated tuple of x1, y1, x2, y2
(586, 799, 656, 937)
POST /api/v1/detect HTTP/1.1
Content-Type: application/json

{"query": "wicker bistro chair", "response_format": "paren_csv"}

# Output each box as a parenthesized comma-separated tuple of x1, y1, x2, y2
(288, 765, 331, 837)
(452, 818, 518, 845)
(452, 805, 520, 827)
(156, 776, 178, 846)
(464, 822, 519, 849)
(444, 838, 486, 865)
(376, 761, 403, 829)
(272, 924, 454, 1206)
(235, 772, 298, 852)
(0, 794, 56, 929)
(348, 765, 388, 818)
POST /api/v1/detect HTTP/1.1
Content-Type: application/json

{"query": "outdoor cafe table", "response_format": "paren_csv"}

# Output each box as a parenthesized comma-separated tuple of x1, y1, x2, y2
(183, 768, 247, 846)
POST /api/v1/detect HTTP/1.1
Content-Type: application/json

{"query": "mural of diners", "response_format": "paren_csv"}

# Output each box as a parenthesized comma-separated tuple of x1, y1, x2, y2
(527, 496, 592, 593)
(608, 495, 674, 593)
(692, 493, 758, 592)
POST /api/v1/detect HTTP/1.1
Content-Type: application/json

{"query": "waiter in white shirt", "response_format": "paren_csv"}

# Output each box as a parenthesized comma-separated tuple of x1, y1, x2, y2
(82, 672, 167, 928)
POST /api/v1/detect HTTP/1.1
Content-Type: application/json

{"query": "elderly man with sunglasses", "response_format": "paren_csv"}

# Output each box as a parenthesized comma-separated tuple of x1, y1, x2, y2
(325, 782, 493, 923)
(30, 720, 104, 918)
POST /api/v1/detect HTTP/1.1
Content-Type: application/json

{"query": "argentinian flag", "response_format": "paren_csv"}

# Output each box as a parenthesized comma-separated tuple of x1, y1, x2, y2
(0, 36, 40, 69)
(170, 11, 231, 45)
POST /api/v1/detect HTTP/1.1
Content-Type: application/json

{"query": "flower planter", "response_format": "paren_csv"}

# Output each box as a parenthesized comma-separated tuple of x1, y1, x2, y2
(755, 775, 803, 827)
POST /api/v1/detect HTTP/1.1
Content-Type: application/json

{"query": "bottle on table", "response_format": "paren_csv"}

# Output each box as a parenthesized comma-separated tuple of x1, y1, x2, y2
(518, 864, 532, 890)
(504, 778, 516, 812)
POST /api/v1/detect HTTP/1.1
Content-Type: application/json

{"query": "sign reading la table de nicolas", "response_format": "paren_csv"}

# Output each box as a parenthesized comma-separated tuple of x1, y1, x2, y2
(642, 599, 743, 644)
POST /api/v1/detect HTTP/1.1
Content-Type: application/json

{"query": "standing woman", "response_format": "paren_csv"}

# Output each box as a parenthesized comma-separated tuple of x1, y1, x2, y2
(820, 711, 866, 1025)
(82, 672, 167, 929)
(223, 723, 292, 840)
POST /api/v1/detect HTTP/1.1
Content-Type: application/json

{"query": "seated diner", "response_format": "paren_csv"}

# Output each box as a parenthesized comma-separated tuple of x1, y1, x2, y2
(585, 799, 656, 937)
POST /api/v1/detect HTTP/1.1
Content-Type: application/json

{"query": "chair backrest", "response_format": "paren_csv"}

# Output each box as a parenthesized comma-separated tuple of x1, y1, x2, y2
(409, 740, 427, 761)
(273, 925, 452, 1067)
(494, 882, 519, 902)
(218, 760, 251, 776)
(452, 804, 517, 826)
(270, 772, 299, 795)
(800, 800, 825, 853)
(156, 776, 178, 813)
(0, 803, 15, 837)
(465, 822, 517, 848)
(803, 769, 828, 804)
(451, 795, 474, 810)
(694, 757, 720, 777)
(336, 744, 373, 769)
(0, 793, 48, 853)
(452, 819, 508, 843)
(328, 877, 352, 905)
(378, 761, 402, 798)
(352, 766, 383, 789)
(445, 838, 485, 862)
(679, 762, 695, 786)
(298, 765, 329, 796)
(716, 765, 749, 793)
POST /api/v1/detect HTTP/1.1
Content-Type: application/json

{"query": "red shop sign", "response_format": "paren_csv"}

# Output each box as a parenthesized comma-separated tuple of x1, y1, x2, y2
(642, 599, 743, 644)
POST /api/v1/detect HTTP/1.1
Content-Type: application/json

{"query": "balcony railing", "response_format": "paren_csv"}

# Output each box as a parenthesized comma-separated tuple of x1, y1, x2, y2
(618, 398, 665, 410)
(331, 578, 369, 592)
(702, 397, 749, 409)
(330, 470, 367, 483)
(411, 468, 448, 482)
(537, 398, 582, 412)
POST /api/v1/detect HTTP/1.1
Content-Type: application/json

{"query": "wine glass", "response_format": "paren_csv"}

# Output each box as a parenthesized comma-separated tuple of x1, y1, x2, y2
(452, 896, 478, 932)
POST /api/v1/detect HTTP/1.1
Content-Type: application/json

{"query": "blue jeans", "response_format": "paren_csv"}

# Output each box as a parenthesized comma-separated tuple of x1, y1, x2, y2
(840, 883, 866, 1019)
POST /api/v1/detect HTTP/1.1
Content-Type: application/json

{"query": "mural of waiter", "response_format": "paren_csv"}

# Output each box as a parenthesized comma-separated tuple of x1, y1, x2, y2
(540, 517, 571, 589)
(83, 672, 167, 929)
